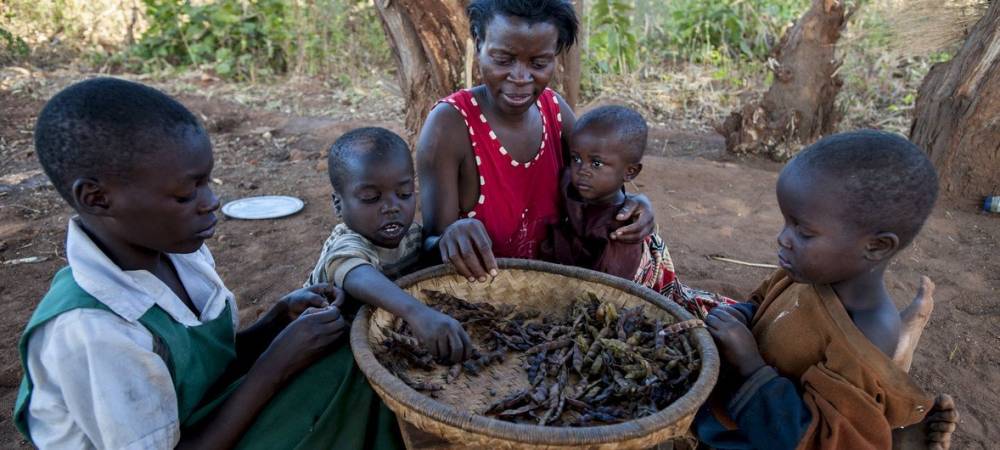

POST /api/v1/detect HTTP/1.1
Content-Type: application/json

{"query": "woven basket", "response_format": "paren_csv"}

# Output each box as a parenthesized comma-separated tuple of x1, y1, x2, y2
(350, 259, 719, 449)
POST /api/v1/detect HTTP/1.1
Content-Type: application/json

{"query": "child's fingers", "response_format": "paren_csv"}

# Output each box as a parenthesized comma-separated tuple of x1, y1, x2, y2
(308, 305, 343, 323)
(928, 421, 957, 433)
(306, 283, 342, 307)
(300, 306, 324, 317)
(934, 393, 956, 413)
(713, 306, 747, 326)
(459, 328, 474, 361)
(447, 332, 464, 363)
(704, 313, 724, 334)
(927, 432, 951, 445)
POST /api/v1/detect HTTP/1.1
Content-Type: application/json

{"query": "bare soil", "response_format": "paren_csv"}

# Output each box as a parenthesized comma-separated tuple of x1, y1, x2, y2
(1, 73, 997, 449)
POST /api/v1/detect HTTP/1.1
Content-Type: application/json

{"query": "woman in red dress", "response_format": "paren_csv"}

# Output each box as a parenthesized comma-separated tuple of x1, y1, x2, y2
(417, 0, 655, 282)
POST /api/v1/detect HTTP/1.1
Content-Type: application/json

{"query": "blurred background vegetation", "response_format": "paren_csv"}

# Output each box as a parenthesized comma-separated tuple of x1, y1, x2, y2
(0, 0, 960, 133)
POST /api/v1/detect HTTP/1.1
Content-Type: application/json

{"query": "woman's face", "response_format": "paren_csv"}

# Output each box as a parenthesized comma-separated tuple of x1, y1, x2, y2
(477, 14, 559, 116)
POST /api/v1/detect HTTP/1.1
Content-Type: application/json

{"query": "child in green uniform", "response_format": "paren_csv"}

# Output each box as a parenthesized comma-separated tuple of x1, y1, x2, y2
(14, 78, 403, 450)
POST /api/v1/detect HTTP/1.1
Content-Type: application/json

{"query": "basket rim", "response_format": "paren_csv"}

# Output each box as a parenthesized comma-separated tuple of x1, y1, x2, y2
(350, 258, 720, 445)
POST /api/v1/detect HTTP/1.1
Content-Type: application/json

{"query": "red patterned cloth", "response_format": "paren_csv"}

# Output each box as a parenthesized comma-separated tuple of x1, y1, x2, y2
(439, 88, 564, 259)
(636, 232, 737, 319)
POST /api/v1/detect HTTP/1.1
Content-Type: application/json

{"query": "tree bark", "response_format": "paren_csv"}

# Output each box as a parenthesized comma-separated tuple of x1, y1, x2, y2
(551, 0, 583, 110)
(374, 0, 471, 140)
(374, 0, 582, 139)
(910, 0, 1000, 201)
(717, 0, 848, 160)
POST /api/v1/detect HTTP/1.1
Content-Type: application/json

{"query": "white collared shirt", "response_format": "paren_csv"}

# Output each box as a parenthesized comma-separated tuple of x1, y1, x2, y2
(24, 219, 238, 450)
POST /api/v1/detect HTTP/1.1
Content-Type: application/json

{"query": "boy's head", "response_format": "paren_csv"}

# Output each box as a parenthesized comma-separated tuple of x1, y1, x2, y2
(35, 77, 219, 254)
(568, 105, 646, 205)
(327, 127, 415, 248)
(775, 130, 938, 285)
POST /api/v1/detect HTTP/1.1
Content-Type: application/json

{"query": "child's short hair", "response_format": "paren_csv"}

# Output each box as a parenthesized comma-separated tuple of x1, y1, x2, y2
(35, 77, 203, 204)
(467, 0, 578, 54)
(573, 105, 648, 163)
(788, 130, 939, 247)
(327, 127, 411, 193)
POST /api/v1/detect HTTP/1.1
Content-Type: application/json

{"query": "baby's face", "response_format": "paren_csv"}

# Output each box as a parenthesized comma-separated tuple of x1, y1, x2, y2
(568, 130, 638, 205)
(337, 153, 416, 248)
(775, 169, 870, 285)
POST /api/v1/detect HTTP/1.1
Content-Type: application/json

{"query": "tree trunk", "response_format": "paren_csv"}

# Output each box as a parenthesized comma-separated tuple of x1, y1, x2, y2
(910, 0, 1000, 202)
(374, 0, 582, 139)
(374, 0, 471, 139)
(551, 0, 583, 110)
(717, 0, 848, 160)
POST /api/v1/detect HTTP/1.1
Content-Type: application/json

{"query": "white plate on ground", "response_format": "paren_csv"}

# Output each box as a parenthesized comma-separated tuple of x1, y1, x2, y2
(222, 195, 305, 220)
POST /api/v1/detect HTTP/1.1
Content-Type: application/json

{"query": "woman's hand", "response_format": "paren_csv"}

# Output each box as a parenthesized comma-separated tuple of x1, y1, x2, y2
(612, 192, 655, 243)
(439, 218, 498, 282)
(706, 306, 766, 378)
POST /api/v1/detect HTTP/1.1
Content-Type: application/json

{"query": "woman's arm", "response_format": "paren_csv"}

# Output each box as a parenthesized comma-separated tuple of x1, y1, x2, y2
(417, 103, 497, 281)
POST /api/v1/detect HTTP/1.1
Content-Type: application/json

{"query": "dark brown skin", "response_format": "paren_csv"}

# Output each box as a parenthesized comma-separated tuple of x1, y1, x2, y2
(707, 167, 904, 377)
(892, 394, 959, 449)
(334, 149, 472, 363)
(417, 14, 655, 282)
(71, 126, 348, 450)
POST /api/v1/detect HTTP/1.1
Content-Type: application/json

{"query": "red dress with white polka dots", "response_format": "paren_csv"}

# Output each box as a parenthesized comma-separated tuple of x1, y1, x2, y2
(440, 88, 564, 259)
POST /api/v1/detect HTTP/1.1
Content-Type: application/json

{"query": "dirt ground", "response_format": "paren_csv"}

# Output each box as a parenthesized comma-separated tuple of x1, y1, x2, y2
(1, 72, 997, 449)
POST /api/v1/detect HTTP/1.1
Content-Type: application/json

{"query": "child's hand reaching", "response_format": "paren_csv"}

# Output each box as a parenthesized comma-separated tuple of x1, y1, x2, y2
(706, 305, 766, 378)
(407, 305, 473, 364)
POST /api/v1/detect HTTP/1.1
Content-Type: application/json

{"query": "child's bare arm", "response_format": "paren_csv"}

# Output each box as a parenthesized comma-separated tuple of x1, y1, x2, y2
(343, 264, 473, 363)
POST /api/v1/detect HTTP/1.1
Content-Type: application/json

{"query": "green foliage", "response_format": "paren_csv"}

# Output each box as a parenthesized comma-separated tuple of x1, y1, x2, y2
(284, 1, 391, 77)
(0, 26, 31, 62)
(129, 0, 389, 81)
(584, 0, 808, 76)
(636, 0, 808, 62)
(587, 0, 639, 74)
(130, 0, 288, 80)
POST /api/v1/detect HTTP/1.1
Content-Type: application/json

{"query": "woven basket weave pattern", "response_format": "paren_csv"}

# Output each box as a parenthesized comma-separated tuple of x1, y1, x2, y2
(351, 259, 719, 449)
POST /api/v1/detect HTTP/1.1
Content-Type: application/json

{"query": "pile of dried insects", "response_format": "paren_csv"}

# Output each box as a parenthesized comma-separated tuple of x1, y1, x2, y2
(376, 290, 703, 427)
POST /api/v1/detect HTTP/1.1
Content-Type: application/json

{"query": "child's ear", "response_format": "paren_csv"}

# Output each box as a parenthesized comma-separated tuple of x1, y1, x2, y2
(624, 163, 643, 181)
(863, 232, 899, 262)
(72, 178, 112, 216)
(331, 192, 343, 220)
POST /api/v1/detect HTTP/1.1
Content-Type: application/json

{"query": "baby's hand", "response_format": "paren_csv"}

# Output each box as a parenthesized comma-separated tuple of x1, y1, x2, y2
(706, 306, 766, 378)
(279, 283, 345, 322)
(408, 306, 473, 364)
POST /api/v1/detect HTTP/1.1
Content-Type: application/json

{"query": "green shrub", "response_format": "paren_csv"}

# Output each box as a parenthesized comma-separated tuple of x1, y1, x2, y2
(130, 0, 288, 80)
(129, 0, 389, 81)
(587, 0, 639, 74)
(638, 0, 808, 62)
(0, 26, 31, 63)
